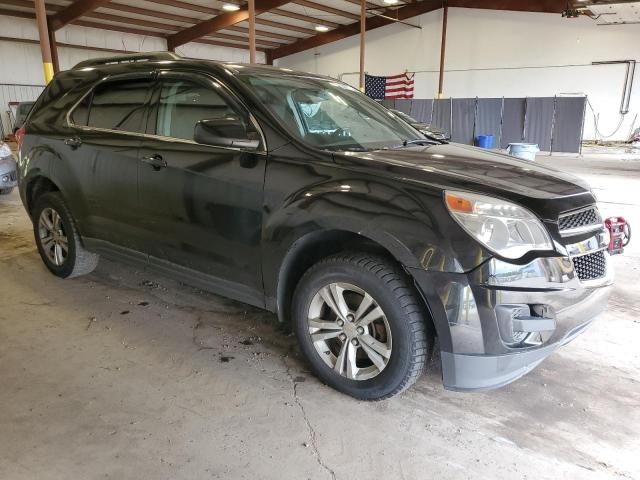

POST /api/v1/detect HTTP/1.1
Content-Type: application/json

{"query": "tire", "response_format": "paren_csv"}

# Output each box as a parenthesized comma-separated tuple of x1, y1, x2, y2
(292, 252, 429, 400)
(32, 192, 99, 278)
(0, 187, 14, 195)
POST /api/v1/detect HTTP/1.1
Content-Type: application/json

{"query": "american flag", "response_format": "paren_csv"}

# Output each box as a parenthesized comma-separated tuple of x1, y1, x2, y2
(365, 72, 415, 100)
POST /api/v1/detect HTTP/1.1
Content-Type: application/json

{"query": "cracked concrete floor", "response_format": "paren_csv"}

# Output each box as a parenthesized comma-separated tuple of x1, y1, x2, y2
(1, 155, 640, 480)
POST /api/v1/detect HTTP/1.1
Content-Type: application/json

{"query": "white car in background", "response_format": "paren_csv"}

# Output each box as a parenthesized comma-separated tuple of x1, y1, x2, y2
(0, 142, 17, 195)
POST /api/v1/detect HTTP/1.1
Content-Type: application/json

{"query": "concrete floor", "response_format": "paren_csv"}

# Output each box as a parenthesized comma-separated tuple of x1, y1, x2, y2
(1, 155, 639, 480)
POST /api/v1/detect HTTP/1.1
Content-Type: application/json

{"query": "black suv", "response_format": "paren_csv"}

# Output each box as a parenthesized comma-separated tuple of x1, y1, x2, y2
(18, 53, 612, 399)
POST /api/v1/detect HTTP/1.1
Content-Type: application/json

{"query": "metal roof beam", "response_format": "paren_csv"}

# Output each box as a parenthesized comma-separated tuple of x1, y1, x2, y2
(167, 0, 293, 49)
(49, 0, 113, 30)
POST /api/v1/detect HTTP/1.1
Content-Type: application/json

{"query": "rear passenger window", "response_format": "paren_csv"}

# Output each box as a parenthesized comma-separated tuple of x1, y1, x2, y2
(154, 79, 246, 141)
(72, 78, 152, 133)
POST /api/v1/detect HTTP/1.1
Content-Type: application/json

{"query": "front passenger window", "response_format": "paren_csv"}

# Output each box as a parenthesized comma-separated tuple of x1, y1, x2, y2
(155, 79, 248, 142)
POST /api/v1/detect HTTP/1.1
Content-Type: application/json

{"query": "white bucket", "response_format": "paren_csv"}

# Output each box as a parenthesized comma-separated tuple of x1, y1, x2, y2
(507, 143, 540, 161)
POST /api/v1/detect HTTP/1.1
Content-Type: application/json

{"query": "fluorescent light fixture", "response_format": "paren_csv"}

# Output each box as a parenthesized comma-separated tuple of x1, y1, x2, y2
(315, 25, 329, 32)
(383, 0, 400, 4)
(222, 3, 240, 11)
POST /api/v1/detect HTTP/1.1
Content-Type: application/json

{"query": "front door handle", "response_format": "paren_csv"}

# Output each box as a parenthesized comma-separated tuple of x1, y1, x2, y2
(64, 136, 82, 150)
(141, 154, 167, 170)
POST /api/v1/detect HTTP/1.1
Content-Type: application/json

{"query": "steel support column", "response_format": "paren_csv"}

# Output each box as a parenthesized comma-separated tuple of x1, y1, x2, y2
(438, 4, 448, 98)
(248, 0, 256, 63)
(34, 0, 54, 83)
(48, 28, 60, 74)
(359, 0, 365, 90)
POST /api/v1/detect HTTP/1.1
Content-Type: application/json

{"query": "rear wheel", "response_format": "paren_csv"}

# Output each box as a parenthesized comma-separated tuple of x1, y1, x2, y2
(32, 192, 99, 278)
(292, 253, 429, 400)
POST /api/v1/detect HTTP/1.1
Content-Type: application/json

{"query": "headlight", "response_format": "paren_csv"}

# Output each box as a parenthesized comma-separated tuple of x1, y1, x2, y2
(445, 191, 553, 259)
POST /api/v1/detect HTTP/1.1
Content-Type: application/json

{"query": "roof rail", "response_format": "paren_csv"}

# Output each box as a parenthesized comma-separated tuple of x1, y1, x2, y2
(73, 52, 181, 70)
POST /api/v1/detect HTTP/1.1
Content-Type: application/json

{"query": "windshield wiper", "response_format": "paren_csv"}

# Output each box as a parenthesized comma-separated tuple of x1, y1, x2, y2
(393, 138, 439, 148)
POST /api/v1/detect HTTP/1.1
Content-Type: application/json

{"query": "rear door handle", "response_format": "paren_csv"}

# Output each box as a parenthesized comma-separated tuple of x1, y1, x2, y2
(64, 136, 82, 149)
(141, 154, 167, 170)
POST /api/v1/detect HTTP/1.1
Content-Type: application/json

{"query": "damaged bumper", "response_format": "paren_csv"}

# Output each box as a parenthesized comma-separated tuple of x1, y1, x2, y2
(410, 231, 613, 391)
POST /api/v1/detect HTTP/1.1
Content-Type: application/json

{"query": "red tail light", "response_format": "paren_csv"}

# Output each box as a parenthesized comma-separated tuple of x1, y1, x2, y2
(15, 127, 25, 152)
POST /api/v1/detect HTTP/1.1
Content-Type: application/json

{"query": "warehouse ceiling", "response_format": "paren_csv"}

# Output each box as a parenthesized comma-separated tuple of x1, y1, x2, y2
(0, 0, 634, 59)
(583, 1, 640, 25)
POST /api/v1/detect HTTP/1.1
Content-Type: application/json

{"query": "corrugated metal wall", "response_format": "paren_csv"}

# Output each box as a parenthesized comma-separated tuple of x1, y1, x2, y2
(0, 83, 44, 138)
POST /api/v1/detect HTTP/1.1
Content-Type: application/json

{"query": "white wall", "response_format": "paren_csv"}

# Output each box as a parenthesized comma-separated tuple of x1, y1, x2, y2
(276, 8, 640, 141)
(0, 15, 265, 136)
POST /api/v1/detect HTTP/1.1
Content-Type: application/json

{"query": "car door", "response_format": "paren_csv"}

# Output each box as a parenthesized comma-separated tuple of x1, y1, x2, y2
(137, 71, 267, 305)
(64, 73, 154, 250)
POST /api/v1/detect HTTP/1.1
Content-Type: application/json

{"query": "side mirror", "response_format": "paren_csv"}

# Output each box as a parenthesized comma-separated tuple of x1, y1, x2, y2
(194, 117, 260, 150)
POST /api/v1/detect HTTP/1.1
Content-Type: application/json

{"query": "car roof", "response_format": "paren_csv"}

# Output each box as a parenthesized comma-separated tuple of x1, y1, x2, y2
(71, 52, 334, 82)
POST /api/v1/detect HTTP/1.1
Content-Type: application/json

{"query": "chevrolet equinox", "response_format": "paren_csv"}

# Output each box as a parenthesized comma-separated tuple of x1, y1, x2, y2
(17, 53, 613, 399)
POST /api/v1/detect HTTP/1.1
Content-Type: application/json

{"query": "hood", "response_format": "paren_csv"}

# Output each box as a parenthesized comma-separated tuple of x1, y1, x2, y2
(414, 123, 445, 134)
(334, 143, 595, 219)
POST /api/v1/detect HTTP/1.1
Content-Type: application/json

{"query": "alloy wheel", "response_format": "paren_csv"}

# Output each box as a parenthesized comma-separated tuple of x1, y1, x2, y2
(307, 282, 392, 381)
(38, 207, 68, 266)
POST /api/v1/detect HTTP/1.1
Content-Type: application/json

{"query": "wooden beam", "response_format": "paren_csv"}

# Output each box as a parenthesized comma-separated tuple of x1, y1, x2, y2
(254, 18, 315, 35)
(249, 0, 257, 63)
(105, 2, 201, 24)
(145, 0, 218, 15)
(142, 0, 340, 30)
(48, 0, 113, 30)
(343, 0, 385, 9)
(228, 25, 297, 42)
(359, 0, 365, 90)
(167, 0, 292, 49)
(438, 4, 447, 98)
(48, 27, 60, 73)
(0, 8, 34, 19)
(208, 32, 282, 48)
(270, 8, 340, 28)
(292, 0, 360, 21)
(0, 34, 136, 54)
(272, 0, 441, 59)
(74, 19, 165, 36)
(447, 0, 566, 13)
(0, 2, 279, 50)
(196, 38, 268, 52)
(103, 2, 298, 41)
(34, 0, 54, 82)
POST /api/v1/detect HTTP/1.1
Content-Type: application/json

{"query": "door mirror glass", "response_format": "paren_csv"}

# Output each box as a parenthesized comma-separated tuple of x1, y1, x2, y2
(194, 117, 260, 150)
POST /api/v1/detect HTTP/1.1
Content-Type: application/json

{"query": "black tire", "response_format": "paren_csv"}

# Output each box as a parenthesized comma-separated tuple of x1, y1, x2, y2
(32, 192, 99, 278)
(0, 187, 14, 195)
(292, 252, 429, 400)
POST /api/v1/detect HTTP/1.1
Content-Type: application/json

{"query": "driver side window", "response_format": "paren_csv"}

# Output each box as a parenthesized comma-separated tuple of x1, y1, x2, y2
(154, 78, 246, 142)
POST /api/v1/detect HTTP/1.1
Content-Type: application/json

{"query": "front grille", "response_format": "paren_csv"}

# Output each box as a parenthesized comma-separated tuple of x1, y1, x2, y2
(9, 171, 16, 181)
(558, 206, 601, 233)
(572, 250, 607, 281)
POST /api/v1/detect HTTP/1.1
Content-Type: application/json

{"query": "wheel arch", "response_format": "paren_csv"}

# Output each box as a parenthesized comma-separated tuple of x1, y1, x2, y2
(25, 175, 61, 216)
(274, 228, 438, 344)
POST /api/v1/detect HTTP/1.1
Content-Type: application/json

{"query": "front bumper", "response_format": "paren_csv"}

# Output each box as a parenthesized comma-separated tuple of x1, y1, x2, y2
(410, 239, 613, 391)
(0, 156, 18, 189)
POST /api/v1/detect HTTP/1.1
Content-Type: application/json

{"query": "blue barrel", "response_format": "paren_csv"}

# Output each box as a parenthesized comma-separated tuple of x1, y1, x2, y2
(476, 135, 494, 149)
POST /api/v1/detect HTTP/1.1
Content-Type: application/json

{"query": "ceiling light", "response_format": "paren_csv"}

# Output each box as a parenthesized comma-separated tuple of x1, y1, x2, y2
(383, 0, 400, 4)
(315, 25, 329, 32)
(222, 3, 240, 11)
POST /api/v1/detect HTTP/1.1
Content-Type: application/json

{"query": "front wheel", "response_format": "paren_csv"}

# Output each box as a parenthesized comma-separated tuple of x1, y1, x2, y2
(292, 253, 430, 400)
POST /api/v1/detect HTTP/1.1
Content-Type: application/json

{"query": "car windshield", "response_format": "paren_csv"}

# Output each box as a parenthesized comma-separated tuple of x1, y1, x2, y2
(392, 110, 419, 124)
(238, 73, 422, 151)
